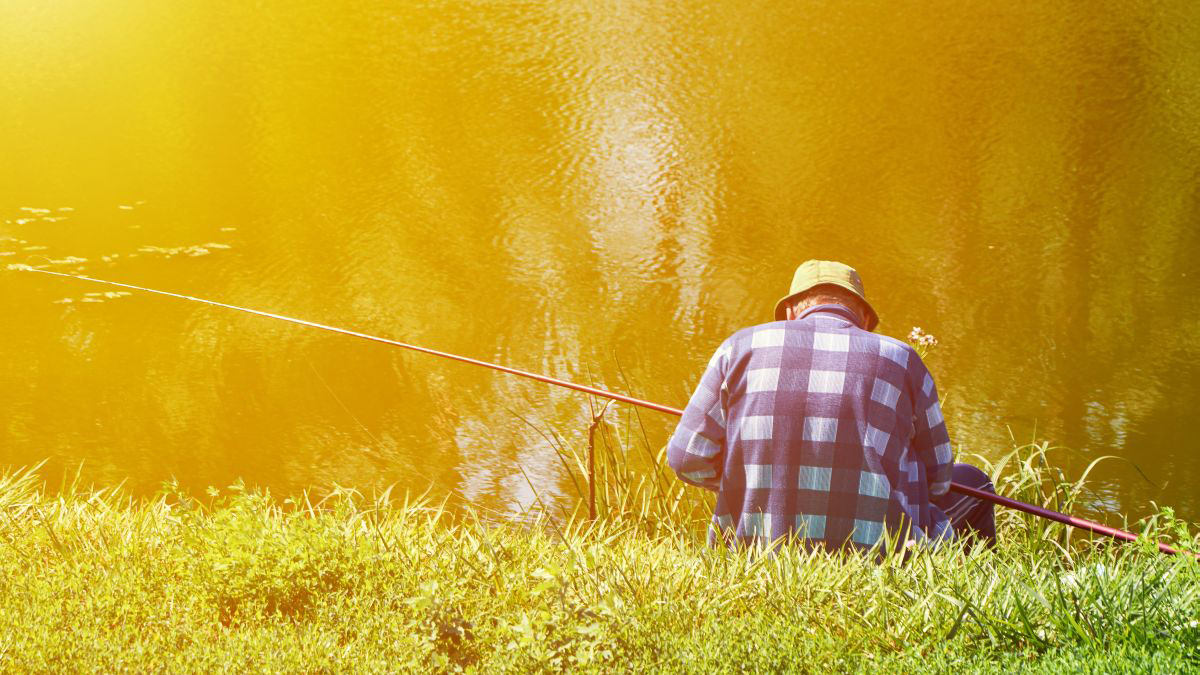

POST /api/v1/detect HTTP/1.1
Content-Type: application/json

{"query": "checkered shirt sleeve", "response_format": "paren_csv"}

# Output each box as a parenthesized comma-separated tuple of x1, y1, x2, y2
(910, 356, 953, 497)
(666, 339, 730, 491)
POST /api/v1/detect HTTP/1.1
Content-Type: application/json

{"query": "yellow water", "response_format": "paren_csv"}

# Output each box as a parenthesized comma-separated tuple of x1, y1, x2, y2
(2, 1, 1199, 520)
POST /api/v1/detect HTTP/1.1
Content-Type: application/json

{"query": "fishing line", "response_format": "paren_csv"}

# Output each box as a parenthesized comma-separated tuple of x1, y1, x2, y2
(11, 265, 1197, 559)
(308, 361, 384, 448)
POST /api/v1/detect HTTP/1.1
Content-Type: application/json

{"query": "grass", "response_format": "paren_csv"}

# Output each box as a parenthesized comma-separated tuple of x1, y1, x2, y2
(0, 430, 1198, 674)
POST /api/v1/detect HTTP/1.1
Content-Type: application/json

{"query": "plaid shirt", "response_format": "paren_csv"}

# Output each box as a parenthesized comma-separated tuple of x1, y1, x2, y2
(667, 305, 954, 549)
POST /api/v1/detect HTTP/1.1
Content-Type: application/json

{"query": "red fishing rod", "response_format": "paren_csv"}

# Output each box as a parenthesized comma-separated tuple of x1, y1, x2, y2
(15, 266, 1197, 560)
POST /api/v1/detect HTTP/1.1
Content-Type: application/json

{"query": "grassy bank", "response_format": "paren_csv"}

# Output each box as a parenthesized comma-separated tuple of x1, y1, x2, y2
(0, 439, 1198, 674)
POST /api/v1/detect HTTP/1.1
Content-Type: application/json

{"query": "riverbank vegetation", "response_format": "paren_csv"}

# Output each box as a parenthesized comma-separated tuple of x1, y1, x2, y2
(1, 435, 1197, 674)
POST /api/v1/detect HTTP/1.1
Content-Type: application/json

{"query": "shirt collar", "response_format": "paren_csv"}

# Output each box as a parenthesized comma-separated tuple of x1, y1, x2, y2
(795, 303, 864, 328)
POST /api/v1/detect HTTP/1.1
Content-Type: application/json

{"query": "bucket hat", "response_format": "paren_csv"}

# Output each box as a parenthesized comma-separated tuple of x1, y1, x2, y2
(773, 260, 879, 331)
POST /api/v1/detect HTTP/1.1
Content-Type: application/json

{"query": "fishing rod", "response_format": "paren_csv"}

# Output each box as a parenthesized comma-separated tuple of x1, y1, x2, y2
(14, 266, 1197, 560)
(16, 267, 678, 415)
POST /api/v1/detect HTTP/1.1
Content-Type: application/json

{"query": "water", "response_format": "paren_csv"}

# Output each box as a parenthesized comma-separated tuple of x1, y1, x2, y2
(2, 1, 1198, 522)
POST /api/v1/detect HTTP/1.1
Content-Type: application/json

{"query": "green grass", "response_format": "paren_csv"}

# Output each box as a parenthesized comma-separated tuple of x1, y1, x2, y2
(0, 433, 1198, 674)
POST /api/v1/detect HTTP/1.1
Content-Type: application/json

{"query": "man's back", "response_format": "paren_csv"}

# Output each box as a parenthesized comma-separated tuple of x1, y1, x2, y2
(667, 304, 954, 549)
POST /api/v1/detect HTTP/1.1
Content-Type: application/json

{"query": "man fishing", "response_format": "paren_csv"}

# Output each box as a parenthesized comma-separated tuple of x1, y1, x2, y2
(667, 260, 996, 551)
(25, 265, 1191, 557)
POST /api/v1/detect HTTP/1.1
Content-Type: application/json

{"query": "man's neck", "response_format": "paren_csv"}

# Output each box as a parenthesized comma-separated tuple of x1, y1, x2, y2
(795, 303, 863, 328)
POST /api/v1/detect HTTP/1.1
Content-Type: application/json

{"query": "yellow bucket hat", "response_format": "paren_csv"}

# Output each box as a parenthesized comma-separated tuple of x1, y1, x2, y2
(773, 260, 879, 331)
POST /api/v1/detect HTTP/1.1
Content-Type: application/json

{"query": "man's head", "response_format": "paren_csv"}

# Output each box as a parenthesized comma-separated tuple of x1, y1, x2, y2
(783, 284, 872, 325)
(773, 260, 879, 331)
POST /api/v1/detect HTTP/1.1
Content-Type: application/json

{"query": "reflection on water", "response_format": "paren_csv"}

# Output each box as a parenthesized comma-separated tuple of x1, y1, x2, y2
(1, 1, 1198, 521)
